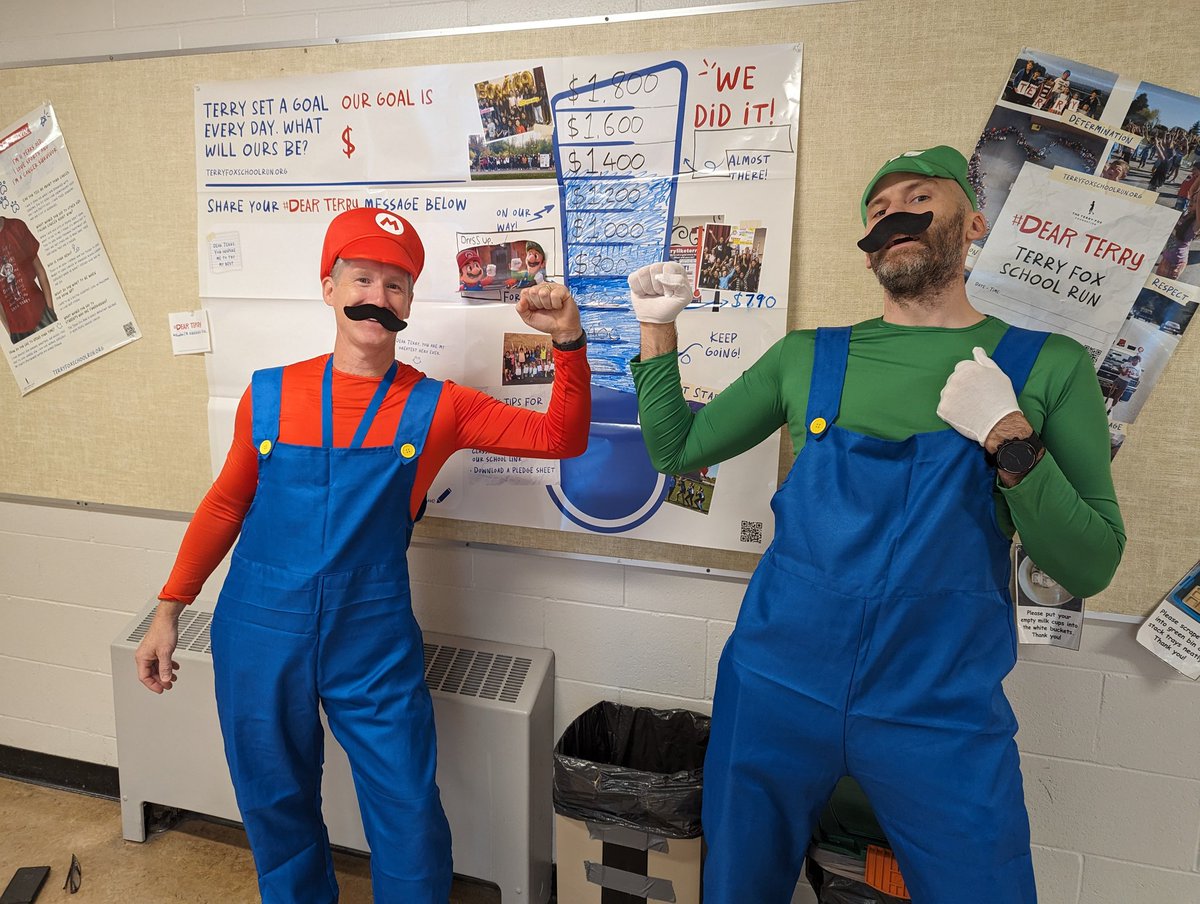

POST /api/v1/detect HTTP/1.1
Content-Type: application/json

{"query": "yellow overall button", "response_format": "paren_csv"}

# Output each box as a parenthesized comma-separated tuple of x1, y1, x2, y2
(400, 442, 417, 459)
(809, 417, 827, 435)
(258, 439, 272, 455)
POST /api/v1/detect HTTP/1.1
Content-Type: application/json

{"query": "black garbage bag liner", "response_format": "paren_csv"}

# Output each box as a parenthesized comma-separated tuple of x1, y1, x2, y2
(553, 700, 710, 839)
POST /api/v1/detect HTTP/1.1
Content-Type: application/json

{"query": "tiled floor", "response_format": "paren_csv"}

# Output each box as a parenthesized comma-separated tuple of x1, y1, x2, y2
(0, 776, 499, 902)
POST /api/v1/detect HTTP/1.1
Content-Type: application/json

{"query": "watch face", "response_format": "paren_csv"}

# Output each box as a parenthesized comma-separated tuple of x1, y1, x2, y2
(998, 440, 1036, 473)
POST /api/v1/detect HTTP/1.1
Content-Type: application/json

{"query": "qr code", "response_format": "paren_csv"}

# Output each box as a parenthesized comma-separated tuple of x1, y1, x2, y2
(740, 520, 763, 544)
(122, 321, 136, 337)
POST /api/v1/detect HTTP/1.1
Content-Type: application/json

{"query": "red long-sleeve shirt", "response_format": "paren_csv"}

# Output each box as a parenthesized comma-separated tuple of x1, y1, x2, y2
(160, 347, 590, 602)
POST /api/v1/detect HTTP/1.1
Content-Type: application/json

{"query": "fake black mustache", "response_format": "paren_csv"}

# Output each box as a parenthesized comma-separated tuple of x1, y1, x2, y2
(344, 304, 407, 332)
(857, 210, 935, 253)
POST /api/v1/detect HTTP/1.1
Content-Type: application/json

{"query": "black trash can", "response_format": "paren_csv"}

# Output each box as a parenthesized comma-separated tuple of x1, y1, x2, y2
(553, 701, 710, 903)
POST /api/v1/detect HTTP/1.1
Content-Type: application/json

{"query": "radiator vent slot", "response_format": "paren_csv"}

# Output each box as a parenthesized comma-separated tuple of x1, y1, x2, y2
(125, 609, 213, 654)
(424, 643, 531, 701)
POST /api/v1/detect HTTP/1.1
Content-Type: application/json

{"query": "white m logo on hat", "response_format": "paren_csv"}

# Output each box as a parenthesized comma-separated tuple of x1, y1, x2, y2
(375, 212, 405, 235)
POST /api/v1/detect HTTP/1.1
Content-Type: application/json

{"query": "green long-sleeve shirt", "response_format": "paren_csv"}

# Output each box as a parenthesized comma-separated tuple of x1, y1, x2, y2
(631, 315, 1125, 598)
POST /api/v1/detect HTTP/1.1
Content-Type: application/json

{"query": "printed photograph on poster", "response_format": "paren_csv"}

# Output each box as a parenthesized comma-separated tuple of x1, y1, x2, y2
(456, 234, 553, 298)
(1, 216, 58, 344)
(1151, 193, 1200, 285)
(1111, 82, 1200, 204)
(0, 103, 140, 394)
(666, 463, 719, 515)
(1136, 559, 1200, 680)
(1001, 51, 1116, 121)
(1107, 418, 1128, 460)
(695, 223, 766, 292)
(474, 67, 552, 143)
(502, 332, 556, 385)
(1099, 284, 1197, 422)
(670, 214, 724, 288)
(467, 134, 555, 180)
(1013, 545, 1084, 650)
(970, 107, 1107, 225)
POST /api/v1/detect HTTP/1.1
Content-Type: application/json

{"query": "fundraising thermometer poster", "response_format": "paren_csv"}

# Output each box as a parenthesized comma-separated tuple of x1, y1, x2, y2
(195, 45, 802, 550)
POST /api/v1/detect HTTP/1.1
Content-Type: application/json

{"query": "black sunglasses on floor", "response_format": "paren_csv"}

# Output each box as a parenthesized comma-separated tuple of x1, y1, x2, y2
(63, 854, 81, 894)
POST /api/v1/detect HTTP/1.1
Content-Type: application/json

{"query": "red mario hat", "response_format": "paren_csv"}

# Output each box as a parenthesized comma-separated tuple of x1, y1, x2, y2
(456, 248, 481, 270)
(321, 208, 425, 281)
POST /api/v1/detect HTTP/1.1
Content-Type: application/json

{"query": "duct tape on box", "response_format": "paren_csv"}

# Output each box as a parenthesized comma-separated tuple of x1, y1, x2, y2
(585, 861, 677, 902)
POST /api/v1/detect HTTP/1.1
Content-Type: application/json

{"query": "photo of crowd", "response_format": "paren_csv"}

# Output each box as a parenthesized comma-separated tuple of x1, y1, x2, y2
(695, 224, 766, 293)
(1101, 84, 1200, 284)
(666, 465, 718, 515)
(474, 67, 552, 143)
(501, 332, 556, 386)
(467, 134, 556, 180)
(968, 106, 1106, 221)
(1002, 51, 1116, 121)
(669, 214, 723, 288)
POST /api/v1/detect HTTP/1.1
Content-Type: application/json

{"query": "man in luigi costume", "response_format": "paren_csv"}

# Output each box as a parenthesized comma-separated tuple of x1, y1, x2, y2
(627, 146, 1124, 902)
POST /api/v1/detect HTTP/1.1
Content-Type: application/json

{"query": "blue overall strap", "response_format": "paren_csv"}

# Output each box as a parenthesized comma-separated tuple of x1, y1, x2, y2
(804, 326, 852, 440)
(322, 356, 335, 449)
(349, 360, 399, 449)
(989, 325, 1050, 397)
(393, 377, 444, 463)
(250, 366, 284, 458)
(320, 356, 400, 448)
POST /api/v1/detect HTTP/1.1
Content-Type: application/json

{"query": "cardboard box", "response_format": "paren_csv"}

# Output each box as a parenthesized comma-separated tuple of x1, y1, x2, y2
(555, 813, 703, 903)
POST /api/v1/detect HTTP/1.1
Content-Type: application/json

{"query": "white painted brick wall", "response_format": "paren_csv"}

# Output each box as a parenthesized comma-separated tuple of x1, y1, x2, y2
(5, 499, 1200, 902)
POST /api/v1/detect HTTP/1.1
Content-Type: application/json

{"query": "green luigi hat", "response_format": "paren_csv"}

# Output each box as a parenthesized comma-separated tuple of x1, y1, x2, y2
(860, 145, 979, 224)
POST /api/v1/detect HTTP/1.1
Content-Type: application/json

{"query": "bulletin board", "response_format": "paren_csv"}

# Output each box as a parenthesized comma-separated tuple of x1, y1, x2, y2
(0, 0, 1196, 616)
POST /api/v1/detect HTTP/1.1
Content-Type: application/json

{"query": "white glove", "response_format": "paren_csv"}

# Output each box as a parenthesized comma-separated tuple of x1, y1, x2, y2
(628, 261, 692, 324)
(936, 347, 1021, 446)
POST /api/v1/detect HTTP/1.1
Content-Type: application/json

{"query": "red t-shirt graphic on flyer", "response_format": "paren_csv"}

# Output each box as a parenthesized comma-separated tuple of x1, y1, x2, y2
(0, 217, 48, 334)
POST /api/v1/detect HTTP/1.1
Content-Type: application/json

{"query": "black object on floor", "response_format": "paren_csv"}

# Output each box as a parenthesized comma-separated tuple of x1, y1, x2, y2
(0, 866, 51, 904)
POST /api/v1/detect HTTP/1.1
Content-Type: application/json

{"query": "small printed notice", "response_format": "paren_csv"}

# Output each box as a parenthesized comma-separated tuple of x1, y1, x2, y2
(1137, 560, 1200, 680)
(1013, 545, 1084, 650)
(169, 309, 211, 355)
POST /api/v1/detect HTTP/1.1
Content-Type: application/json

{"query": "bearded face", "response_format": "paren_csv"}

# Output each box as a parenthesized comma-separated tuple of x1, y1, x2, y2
(869, 207, 967, 301)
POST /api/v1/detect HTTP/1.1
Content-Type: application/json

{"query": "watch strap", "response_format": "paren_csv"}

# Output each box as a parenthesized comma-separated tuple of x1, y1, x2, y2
(552, 329, 587, 352)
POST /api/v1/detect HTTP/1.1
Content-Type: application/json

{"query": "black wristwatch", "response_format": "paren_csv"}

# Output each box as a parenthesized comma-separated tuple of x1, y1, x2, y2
(987, 431, 1044, 476)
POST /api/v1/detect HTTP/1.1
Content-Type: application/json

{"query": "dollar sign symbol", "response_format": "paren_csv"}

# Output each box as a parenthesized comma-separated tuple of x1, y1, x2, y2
(342, 126, 355, 159)
(568, 150, 580, 174)
(567, 77, 578, 103)
(567, 116, 578, 139)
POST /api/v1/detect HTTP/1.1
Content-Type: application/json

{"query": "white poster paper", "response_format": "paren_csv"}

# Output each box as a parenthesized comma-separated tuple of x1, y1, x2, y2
(194, 46, 802, 552)
(967, 165, 1177, 363)
(0, 103, 140, 394)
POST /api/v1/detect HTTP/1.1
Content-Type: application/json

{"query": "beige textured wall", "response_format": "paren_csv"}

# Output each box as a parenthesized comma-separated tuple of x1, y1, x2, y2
(0, 0, 1195, 611)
